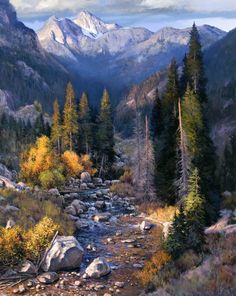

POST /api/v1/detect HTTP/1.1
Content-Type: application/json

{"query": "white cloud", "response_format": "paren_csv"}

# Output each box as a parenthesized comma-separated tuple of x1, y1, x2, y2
(11, 0, 236, 16)
(142, 0, 236, 12)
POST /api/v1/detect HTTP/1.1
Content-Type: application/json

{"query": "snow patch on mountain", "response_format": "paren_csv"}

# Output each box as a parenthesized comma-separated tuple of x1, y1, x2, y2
(73, 10, 120, 37)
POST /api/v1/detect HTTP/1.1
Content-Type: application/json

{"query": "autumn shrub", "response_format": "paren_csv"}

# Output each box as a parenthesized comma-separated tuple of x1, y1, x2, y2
(25, 217, 60, 262)
(137, 250, 171, 288)
(176, 250, 202, 272)
(119, 167, 133, 184)
(79, 154, 97, 176)
(39, 169, 65, 189)
(110, 182, 135, 197)
(62, 150, 83, 177)
(147, 206, 178, 223)
(0, 226, 25, 266)
(20, 136, 56, 185)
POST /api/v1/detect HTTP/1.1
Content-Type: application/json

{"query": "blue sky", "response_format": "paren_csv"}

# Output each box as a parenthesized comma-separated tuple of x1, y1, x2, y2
(11, 0, 236, 32)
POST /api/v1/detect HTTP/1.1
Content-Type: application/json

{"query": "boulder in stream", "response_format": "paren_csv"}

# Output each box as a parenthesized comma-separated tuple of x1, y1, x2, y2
(81, 172, 91, 183)
(85, 257, 111, 278)
(41, 236, 84, 272)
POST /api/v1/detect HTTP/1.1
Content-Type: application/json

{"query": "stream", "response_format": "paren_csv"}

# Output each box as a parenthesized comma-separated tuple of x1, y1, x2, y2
(6, 187, 162, 296)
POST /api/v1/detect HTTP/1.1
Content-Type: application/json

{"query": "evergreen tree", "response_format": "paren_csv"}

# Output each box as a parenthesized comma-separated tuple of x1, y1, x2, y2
(182, 23, 207, 102)
(151, 88, 164, 140)
(51, 99, 62, 154)
(164, 205, 187, 259)
(78, 92, 92, 154)
(154, 60, 179, 204)
(63, 82, 78, 151)
(184, 168, 206, 252)
(182, 86, 217, 220)
(97, 89, 115, 177)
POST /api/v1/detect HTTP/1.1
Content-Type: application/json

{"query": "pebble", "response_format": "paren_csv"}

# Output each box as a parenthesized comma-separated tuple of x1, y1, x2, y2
(114, 282, 125, 288)
(74, 280, 82, 287)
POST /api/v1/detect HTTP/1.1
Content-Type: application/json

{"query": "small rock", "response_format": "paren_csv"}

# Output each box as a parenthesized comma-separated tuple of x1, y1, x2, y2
(20, 260, 37, 274)
(85, 257, 111, 278)
(37, 272, 59, 284)
(48, 188, 60, 196)
(74, 280, 82, 287)
(93, 213, 111, 222)
(80, 183, 88, 190)
(140, 220, 152, 231)
(95, 200, 106, 210)
(115, 282, 125, 288)
(121, 239, 136, 244)
(18, 284, 25, 294)
(93, 178, 103, 185)
(6, 218, 16, 229)
(65, 205, 77, 216)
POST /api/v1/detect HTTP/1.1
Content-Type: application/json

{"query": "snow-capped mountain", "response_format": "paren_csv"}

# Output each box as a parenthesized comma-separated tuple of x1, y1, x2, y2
(73, 10, 120, 37)
(37, 12, 226, 104)
(38, 12, 152, 57)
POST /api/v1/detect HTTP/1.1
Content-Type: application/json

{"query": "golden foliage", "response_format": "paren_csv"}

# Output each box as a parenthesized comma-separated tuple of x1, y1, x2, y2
(62, 151, 96, 177)
(20, 136, 57, 186)
(0, 226, 25, 266)
(25, 217, 60, 262)
(79, 154, 97, 176)
(147, 206, 178, 223)
(62, 150, 83, 177)
(137, 250, 171, 287)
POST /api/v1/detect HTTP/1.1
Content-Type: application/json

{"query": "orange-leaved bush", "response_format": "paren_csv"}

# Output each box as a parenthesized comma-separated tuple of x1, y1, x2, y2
(137, 250, 171, 287)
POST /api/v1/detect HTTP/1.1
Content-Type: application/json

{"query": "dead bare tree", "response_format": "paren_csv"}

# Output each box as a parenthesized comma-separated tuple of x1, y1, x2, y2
(176, 98, 190, 199)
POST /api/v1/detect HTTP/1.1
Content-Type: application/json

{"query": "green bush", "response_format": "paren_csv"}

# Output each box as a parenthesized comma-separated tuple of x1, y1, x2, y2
(39, 169, 65, 189)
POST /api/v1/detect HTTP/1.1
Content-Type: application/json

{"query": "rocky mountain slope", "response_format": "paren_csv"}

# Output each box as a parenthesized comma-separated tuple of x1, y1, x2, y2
(0, 0, 69, 111)
(38, 12, 226, 105)
(205, 29, 236, 153)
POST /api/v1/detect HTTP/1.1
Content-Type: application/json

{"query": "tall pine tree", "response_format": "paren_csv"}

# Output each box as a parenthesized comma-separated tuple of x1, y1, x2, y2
(97, 89, 115, 177)
(63, 82, 78, 151)
(154, 60, 179, 204)
(78, 92, 92, 154)
(182, 23, 206, 102)
(51, 99, 62, 154)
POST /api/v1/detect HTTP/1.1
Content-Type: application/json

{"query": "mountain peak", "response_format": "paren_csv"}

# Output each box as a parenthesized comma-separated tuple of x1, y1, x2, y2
(74, 10, 120, 35)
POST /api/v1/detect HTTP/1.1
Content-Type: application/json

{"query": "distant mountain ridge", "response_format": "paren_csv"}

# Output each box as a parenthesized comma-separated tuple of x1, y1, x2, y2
(37, 11, 226, 104)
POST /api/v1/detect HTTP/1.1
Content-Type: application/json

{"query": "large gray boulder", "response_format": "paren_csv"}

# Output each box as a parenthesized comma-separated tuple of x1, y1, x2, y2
(80, 172, 91, 183)
(85, 257, 111, 278)
(41, 236, 84, 272)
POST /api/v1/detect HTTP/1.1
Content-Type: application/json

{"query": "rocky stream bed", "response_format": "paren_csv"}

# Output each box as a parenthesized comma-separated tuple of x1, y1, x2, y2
(2, 183, 163, 296)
